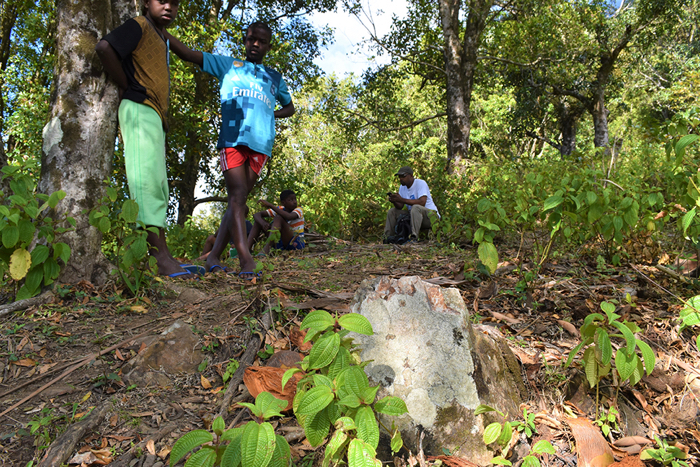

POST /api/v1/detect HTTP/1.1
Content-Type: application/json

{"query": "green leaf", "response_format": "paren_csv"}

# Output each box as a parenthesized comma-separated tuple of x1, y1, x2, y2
(304, 406, 331, 447)
(121, 199, 140, 223)
(212, 416, 225, 435)
(347, 438, 381, 467)
(43, 258, 60, 284)
(9, 248, 31, 280)
(629, 355, 645, 386)
(241, 421, 275, 467)
(324, 430, 349, 467)
(268, 435, 291, 467)
(390, 430, 403, 454)
(301, 310, 334, 333)
(478, 242, 498, 275)
(53, 242, 70, 263)
(47, 191, 66, 209)
(474, 404, 497, 416)
(676, 134, 700, 156)
(3, 225, 19, 248)
(615, 348, 636, 381)
(184, 447, 216, 467)
(583, 347, 599, 388)
(24, 267, 43, 295)
(586, 191, 598, 205)
(30, 245, 50, 265)
(309, 332, 340, 370)
(338, 394, 361, 408)
(17, 219, 35, 243)
(497, 422, 513, 447)
(374, 396, 408, 416)
(169, 430, 213, 466)
(521, 455, 541, 467)
(483, 422, 503, 445)
(565, 341, 585, 368)
(281, 368, 302, 390)
(98, 217, 111, 233)
(588, 204, 603, 224)
(635, 340, 656, 376)
(336, 366, 369, 399)
(313, 374, 334, 389)
(600, 302, 615, 315)
(360, 386, 379, 405)
(221, 433, 243, 467)
(296, 386, 334, 415)
(338, 313, 373, 335)
(328, 346, 351, 380)
(221, 426, 244, 443)
(611, 321, 636, 355)
(256, 392, 288, 420)
(531, 440, 556, 455)
(490, 456, 512, 466)
(355, 406, 379, 449)
(595, 329, 612, 366)
(543, 195, 564, 212)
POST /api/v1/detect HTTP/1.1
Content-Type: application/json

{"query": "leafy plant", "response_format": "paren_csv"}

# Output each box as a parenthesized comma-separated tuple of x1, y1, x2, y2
(282, 309, 407, 466)
(512, 407, 537, 438)
(565, 301, 656, 414)
(640, 435, 689, 467)
(169, 392, 291, 467)
(594, 406, 619, 438)
(222, 359, 240, 385)
(89, 186, 156, 296)
(0, 165, 73, 300)
(679, 295, 700, 349)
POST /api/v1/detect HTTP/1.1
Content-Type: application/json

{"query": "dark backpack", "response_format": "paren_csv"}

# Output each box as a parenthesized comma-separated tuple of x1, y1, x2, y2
(394, 213, 412, 242)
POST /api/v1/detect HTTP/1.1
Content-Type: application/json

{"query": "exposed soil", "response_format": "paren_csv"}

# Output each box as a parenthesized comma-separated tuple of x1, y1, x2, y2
(0, 238, 698, 466)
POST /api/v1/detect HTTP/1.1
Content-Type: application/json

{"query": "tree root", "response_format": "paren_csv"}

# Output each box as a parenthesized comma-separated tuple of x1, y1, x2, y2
(0, 290, 54, 317)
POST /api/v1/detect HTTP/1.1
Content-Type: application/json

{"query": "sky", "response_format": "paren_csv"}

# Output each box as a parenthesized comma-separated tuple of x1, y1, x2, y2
(309, 0, 407, 77)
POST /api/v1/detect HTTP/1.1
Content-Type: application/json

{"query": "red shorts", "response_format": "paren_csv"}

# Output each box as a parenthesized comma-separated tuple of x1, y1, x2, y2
(219, 146, 269, 176)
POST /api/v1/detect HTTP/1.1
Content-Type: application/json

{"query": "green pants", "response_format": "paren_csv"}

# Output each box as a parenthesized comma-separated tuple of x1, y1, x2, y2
(119, 100, 169, 228)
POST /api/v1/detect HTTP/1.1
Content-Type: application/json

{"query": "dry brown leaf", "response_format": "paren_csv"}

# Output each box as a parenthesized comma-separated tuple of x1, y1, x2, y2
(613, 437, 652, 447)
(115, 348, 125, 361)
(490, 311, 521, 325)
(68, 451, 97, 465)
(557, 320, 579, 337)
(289, 327, 313, 352)
(426, 456, 480, 467)
(38, 363, 57, 374)
(201, 374, 212, 389)
(90, 448, 113, 465)
(106, 435, 133, 442)
(14, 358, 37, 367)
(158, 447, 172, 459)
(130, 305, 148, 314)
(566, 417, 614, 467)
(130, 411, 155, 417)
(243, 366, 303, 411)
(17, 336, 30, 352)
(146, 439, 156, 455)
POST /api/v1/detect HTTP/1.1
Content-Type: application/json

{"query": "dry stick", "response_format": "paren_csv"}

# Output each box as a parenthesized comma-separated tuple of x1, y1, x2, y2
(0, 327, 157, 418)
(111, 423, 177, 467)
(218, 310, 272, 421)
(37, 402, 111, 467)
(0, 290, 55, 317)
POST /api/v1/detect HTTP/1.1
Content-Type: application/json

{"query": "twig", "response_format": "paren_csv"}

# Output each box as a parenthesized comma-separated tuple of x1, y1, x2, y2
(37, 403, 110, 467)
(218, 311, 272, 421)
(0, 327, 157, 418)
(0, 290, 54, 317)
(110, 423, 177, 467)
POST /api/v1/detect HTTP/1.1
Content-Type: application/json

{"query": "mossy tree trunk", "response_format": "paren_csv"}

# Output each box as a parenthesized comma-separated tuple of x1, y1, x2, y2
(38, 0, 137, 285)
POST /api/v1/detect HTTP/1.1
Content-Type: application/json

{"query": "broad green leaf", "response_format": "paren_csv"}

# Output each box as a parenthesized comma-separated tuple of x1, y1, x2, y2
(43, 258, 60, 285)
(256, 392, 287, 420)
(301, 310, 334, 332)
(676, 134, 699, 156)
(635, 340, 656, 376)
(336, 366, 369, 399)
(595, 329, 612, 366)
(3, 225, 19, 248)
(586, 191, 598, 205)
(600, 302, 615, 315)
(241, 421, 275, 467)
(583, 347, 599, 388)
(304, 407, 331, 447)
(221, 426, 244, 442)
(338, 313, 373, 335)
(30, 245, 50, 265)
(474, 404, 497, 416)
(313, 374, 334, 389)
(355, 406, 379, 449)
(328, 346, 351, 380)
(17, 219, 35, 243)
(15, 284, 32, 301)
(169, 430, 213, 466)
(360, 386, 379, 405)
(281, 368, 302, 389)
(685, 208, 700, 235)
(221, 434, 243, 467)
(98, 217, 111, 233)
(531, 440, 556, 455)
(521, 455, 541, 467)
(390, 430, 403, 454)
(53, 242, 70, 263)
(296, 386, 334, 415)
(338, 394, 361, 408)
(497, 421, 513, 447)
(490, 456, 512, 466)
(543, 195, 564, 212)
(238, 402, 261, 418)
(324, 430, 348, 467)
(612, 216, 623, 232)
(347, 438, 381, 467)
(24, 267, 43, 295)
(374, 396, 408, 416)
(47, 190, 66, 209)
(9, 248, 31, 280)
(483, 422, 503, 445)
(588, 204, 603, 224)
(615, 348, 636, 381)
(610, 321, 636, 355)
(121, 199, 140, 223)
(309, 332, 340, 369)
(565, 341, 585, 368)
(478, 242, 498, 275)
(184, 447, 216, 467)
(268, 435, 291, 467)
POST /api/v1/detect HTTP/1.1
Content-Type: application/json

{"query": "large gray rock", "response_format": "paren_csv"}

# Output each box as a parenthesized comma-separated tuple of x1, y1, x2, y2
(351, 276, 525, 464)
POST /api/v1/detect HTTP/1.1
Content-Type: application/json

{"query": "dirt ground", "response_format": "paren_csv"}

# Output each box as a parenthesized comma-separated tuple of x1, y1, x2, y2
(0, 237, 698, 466)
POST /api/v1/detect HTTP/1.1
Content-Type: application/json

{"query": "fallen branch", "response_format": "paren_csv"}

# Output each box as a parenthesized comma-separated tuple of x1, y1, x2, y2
(37, 403, 110, 467)
(218, 310, 272, 421)
(0, 290, 54, 317)
(0, 327, 157, 418)
(111, 423, 177, 467)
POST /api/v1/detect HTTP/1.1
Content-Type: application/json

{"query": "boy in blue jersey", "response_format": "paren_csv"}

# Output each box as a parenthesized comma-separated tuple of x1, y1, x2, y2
(166, 22, 295, 279)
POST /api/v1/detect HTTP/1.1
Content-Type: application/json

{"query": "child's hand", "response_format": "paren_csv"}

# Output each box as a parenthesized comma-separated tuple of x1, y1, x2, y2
(259, 199, 275, 208)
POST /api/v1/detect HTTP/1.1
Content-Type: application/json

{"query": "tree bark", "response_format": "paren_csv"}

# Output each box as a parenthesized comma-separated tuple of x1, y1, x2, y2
(38, 0, 137, 285)
(438, 0, 493, 174)
(556, 100, 583, 156)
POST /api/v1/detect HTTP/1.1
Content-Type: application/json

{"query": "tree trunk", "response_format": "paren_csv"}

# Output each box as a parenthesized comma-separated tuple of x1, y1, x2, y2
(38, 0, 137, 285)
(438, 0, 493, 174)
(556, 100, 582, 156)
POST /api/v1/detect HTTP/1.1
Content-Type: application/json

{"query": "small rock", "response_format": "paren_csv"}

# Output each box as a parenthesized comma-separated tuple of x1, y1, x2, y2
(142, 454, 157, 467)
(153, 462, 164, 467)
(129, 459, 140, 467)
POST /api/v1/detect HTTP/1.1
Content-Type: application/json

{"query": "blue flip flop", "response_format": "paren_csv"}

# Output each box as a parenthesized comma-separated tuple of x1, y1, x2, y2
(180, 264, 206, 275)
(208, 264, 234, 274)
(165, 271, 197, 280)
(238, 271, 262, 281)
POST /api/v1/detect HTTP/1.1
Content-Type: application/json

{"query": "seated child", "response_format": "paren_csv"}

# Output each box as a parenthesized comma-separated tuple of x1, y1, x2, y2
(198, 207, 252, 261)
(247, 190, 305, 254)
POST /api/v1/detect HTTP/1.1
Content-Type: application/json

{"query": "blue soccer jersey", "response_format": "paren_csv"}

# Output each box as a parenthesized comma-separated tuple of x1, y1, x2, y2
(202, 53, 292, 156)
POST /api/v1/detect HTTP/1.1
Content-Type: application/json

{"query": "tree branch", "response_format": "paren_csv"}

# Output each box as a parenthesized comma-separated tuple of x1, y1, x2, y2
(344, 109, 447, 132)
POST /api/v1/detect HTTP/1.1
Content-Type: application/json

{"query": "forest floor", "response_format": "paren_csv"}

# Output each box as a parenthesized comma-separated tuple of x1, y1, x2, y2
(0, 235, 698, 467)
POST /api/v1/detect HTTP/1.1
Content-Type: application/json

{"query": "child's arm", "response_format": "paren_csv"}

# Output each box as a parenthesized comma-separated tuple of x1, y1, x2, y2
(163, 31, 203, 67)
(95, 40, 128, 91)
(259, 200, 298, 222)
(274, 101, 295, 119)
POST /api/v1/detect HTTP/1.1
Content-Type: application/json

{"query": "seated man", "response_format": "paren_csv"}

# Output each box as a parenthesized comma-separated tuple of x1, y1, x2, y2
(385, 166, 440, 243)
(247, 189, 305, 254)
